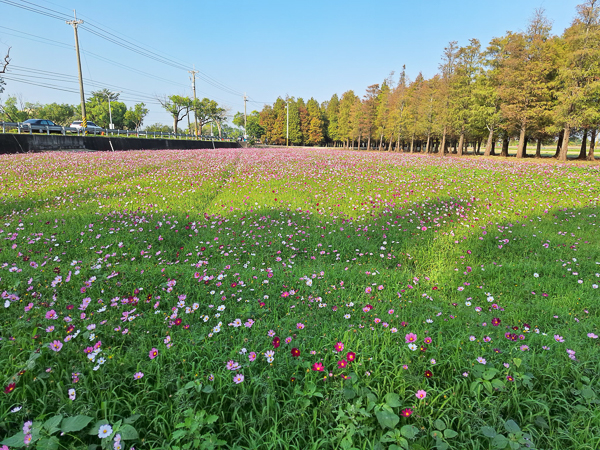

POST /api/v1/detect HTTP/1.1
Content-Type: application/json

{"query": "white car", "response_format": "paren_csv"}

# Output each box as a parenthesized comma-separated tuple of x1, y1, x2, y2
(69, 120, 103, 132)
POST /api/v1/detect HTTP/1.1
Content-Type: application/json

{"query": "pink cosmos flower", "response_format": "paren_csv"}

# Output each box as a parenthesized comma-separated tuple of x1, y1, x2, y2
(49, 340, 63, 352)
(365, 287, 372, 294)
(415, 390, 427, 399)
(554, 335, 565, 343)
(149, 348, 158, 359)
(134, 372, 144, 380)
(248, 352, 257, 361)
(312, 362, 324, 372)
(297, 323, 305, 329)
(233, 374, 244, 384)
(334, 342, 344, 352)
(405, 333, 417, 343)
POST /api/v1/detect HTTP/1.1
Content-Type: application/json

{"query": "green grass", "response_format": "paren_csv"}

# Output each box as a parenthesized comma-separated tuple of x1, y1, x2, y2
(0, 148, 598, 450)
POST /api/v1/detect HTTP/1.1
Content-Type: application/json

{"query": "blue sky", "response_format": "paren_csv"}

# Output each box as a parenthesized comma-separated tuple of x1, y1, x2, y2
(0, 0, 583, 127)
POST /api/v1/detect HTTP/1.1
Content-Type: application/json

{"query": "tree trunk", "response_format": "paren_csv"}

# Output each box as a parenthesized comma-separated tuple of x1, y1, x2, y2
(378, 133, 384, 151)
(578, 128, 588, 160)
(554, 133, 563, 158)
(516, 123, 527, 158)
(366, 135, 370, 151)
(491, 138, 496, 156)
(500, 135, 509, 157)
(426, 134, 431, 153)
(535, 138, 542, 158)
(173, 117, 178, 135)
(439, 127, 447, 157)
(397, 134, 401, 152)
(558, 127, 570, 162)
(457, 127, 465, 157)
(477, 139, 482, 155)
(452, 140, 457, 154)
(410, 135, 414, 153)
(587, 129, 596, 161)
(484, 129, 494, 156)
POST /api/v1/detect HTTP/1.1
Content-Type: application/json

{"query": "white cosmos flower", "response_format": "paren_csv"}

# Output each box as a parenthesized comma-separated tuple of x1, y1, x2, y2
(98, 424, 113, 438)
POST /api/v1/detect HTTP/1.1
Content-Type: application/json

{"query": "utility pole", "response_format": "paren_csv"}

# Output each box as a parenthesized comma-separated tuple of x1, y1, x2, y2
(106, 91, 121, 129)
(189, 68, 199, 137)
(286, 99, 289, 147)
(66, 11, 87, 134)
(243, 93, 248, 140)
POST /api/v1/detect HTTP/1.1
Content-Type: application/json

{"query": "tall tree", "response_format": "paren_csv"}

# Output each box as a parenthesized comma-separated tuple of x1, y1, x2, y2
(306, 98, 324, 146)
(555, 0, 600, 161)
(326, 94, 340, 145)
(158, 95, 192, 134)
(437, 41, 459, 156)
(124, 103, 149, 131)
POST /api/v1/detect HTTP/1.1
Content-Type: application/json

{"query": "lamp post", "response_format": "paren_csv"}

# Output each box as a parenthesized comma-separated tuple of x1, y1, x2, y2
(286, 99, 289, 147)
(106, 91, 121, 129)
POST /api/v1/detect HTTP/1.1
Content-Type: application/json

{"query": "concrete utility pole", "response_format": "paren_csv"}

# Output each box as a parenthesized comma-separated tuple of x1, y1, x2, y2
(66, 10, 87, 134)
(243, 93, 248, 140)
(189, 68, 199, 137)
(286, 99, 289, 147)
(106, 91, 121, 129)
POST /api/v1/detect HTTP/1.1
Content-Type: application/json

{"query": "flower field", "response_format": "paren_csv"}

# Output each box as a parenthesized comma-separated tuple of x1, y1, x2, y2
(0, 148, 599, 450)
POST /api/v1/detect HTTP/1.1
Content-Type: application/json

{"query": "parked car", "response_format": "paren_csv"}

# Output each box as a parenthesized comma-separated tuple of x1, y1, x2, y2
(69, 121, 103, 133)
(21, 119, 63, 134)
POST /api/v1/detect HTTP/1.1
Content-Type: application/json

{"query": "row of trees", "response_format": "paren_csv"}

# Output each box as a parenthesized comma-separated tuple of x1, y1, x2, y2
(0, 89, 148, 130)
(257, 1, 600, 161)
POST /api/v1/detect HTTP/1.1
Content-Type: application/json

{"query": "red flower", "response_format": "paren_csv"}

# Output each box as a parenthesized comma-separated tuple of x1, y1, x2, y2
(337, 359, 348, 369)
(346, 352, 356, 362)
(174, 318, 182, 326)
(424, 370, 433, 378)
(291, 348, 300, 357)
(272, 337, 281, 348)
(4, 383, 16, 394)
(401, 408, 413, 417)
(492, 318, 501, 326)
(312, 362, 324, 372)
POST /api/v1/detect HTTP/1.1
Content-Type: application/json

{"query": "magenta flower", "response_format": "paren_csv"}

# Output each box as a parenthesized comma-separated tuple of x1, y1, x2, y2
(405, 333, 417, 343)
(415, 390, 427, 399)
(134, 372, 144, 380)
(334, 342, 344, 352)
(365, 287, 372, 294)
(149, 348, 158, 359)
(49, 340, 63, 352)
(233, 374, 244, 384)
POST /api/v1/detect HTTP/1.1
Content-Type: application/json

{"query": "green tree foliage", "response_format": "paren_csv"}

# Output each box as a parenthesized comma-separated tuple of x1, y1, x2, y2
(124, 103, 149, 131)
(158, 95, 193, 134)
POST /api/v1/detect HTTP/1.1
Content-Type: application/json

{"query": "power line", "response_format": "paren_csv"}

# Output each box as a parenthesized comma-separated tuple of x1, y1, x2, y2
(1, 0, 248, 99)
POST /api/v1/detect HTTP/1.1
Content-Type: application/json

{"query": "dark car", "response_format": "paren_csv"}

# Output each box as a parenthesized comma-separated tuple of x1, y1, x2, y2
(22, 119, 63, 134)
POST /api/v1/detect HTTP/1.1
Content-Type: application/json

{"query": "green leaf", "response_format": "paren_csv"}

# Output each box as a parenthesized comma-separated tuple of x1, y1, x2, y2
(509, 441, 520, 450)
(124, 414, 141, 425)
(491, 379, 506, 390)
(504, 420, 520, 434)
(492, 434, 509, 448)
(534, 416, 549, 429)
(184, 381, 196, 390)
(384, 392, 402, 407)
(206, 414, 218, 425)
(400, 425, 419, 439)
(483, 380, 493, 394)
(36, 437, 59, 450)
(172, 429, 187, 440)
(481, 426, 497, 438)
(61, 415, 93, 433)
(581, 376, 591, 384)
(444, 429, 458, 438)
(119, 424, 138, 440)
(581, 386, 596, 400)
(482, 369, 498, 380)
(388, 439, 409, 450)
(344, 387, 356, 400)
(512, 358, 522, 368)
(375, 410, 399, 429)
(434, 419, 446, 431)
(1, 431, 26, 448)
(43, 415, 63, 434)
(435, 440, 449, 450)
(202, 384, 214, 394)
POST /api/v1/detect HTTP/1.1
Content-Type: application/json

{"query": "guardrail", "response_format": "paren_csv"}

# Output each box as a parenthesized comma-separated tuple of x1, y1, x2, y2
(0, 121, 236, 142)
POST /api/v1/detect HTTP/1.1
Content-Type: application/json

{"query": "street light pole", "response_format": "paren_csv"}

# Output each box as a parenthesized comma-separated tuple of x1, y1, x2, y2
(286, 99, 289, 147)
(106, 91, 121, 129)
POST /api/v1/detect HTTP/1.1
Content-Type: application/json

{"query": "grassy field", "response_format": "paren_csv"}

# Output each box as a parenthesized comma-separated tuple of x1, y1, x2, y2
(0, 148, 599, 450)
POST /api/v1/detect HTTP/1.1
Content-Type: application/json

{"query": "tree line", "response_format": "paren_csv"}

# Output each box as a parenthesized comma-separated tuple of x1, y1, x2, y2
(0, 89, 148, 130)
(255, 1, 600, 161)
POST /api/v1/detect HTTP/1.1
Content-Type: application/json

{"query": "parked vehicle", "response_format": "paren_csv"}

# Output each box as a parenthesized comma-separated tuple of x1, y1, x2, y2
(69, 121, 103, 132)
(21, 119, 63, 134)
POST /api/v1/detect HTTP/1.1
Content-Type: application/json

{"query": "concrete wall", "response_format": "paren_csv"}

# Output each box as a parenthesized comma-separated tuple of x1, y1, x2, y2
(0, 134, 240, 154)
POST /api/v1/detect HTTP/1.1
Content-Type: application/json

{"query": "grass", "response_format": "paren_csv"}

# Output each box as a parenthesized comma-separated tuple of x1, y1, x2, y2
(0, 148, 599, 450)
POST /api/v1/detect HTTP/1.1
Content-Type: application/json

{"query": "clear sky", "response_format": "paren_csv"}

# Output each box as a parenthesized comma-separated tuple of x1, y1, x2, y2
(0, 0, 583, 127)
